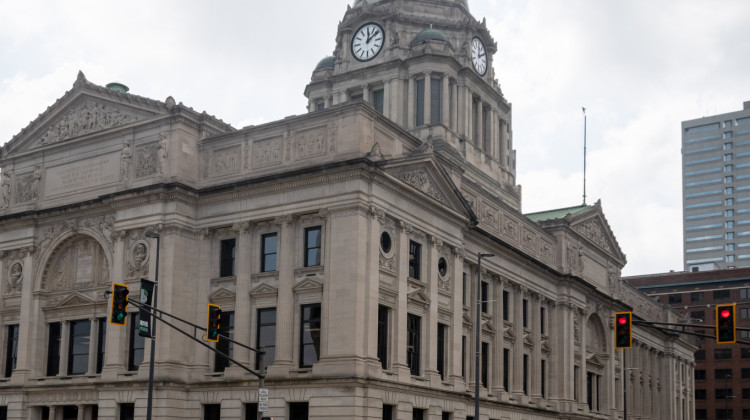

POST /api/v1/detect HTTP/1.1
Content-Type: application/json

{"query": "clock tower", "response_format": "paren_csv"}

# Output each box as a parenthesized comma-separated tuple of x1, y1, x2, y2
(304, 0, 520, 210)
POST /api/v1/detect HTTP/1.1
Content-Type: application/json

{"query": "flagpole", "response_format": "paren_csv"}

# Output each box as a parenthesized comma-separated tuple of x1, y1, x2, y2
(582, 107, 587, 205)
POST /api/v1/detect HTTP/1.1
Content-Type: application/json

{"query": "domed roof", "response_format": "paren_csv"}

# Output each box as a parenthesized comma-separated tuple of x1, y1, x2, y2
(314, 56, 336, 71)
(410, 28, 450, 45)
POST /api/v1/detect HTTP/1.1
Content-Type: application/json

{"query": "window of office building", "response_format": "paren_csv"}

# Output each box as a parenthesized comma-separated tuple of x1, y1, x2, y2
(408, 241, 421, 279)
(691, 291, 704, 302)
(415, 79, 425, 126)
(406, 314, 421, 375)
(691, 310, 705, 320)
(4, 325, 18, 378)
(714, 289, 731, 300)
(743, 368, 750, 379)
(437, 323, 447, 380)
(695, 369, 706, 380)
(300, 304, 321, 368)
(261, 233, 278, 272)
(214, 311, 235, 372)
(522, 299, 528, 328)
(304, 226, 322, 267)
(377, 306, 389, 369)
(716, 368, 732, 379)
(696, 409, 707, 420)
(502, 290, 510, 321)
(741, 288, 750, 299)
(47, 322, 61, 376)
(119, 403, 135, 420)
(716, 409, 732, 419)
(695, 389, 706, 400)
(204, 404, 221, 420)
(68, 320, 91, 375)
(715, 348, 733, 360)
(540, 307, 546, 335)
(716, 389, 733, 400)
(742, 348, 750, 359)
(257, 308, 276, 370)
(289, 402, 309, 420)
(481, 281, 488, 313)
(481, 342, 489, 387)
(220, 238, 236, 277)
(668, 294, 682, 304)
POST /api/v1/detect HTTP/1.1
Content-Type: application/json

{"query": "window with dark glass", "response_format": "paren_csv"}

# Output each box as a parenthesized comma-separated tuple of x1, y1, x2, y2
(523, 354, 529, 395)
(257, 308, 276, 370)
(415, 79, 425, 126)
(695, 389, 706, 400)
(315, 101, 324, 111)
(378, 306, 389, 369)
(441, 412, 450, 420)
(68, 319, 91, 375)
(412, 408, 424, 420)
(408, 241, 421, 279)
(716, 388, 733, 399)
(695, 409, 707, 420)
(462, 273, 467, 305)
(261, 233, 278, 272)
(406, 313, 421, 375)
(373, 89, 384, 114)
(382, 404, 394, 420)
(742, 347, 750, 359)
(204, 404, 221, 420)
(128, 313, 144, 371)
(481, 281, 488, 313)
(438, 257, 447, 277)
(300, 304, 321, 368)
(0, 406, 7, 420)
(503, 348, 510, 391)
(695, 349, 706, 360)
(715, 348, 732, 360)
(215, 311, 235, 372)
(96, 318, 106, 374)
(380, 231, 392, 253)
(540, 307, 546, 335)
(742, 368, 750, 379)
(716, 409, 732, 419)
(461, 336, 466, 378)
(667, 293, 682, 304)
(4, 325, 18, 378)
(437, 323, 446, 380)
(289, 402, 309, 420)
(690, 310, 705, 321)
(541, 359, 547, 398)
(244, 403, 258, 420)
(522, 299, 528, 328)
(502, 290, 509, 321)
(119, 403, 135, 420)
(743, 388, 750, 399)
(430, 77, 442, 123)
(220, 238, 236, 277)
(481, 342, 488, 387)
(714, 289, 731, 300)
(695, 369, 706, 380)
(304, 226, 322, 267)
(47, 322, 61, 376)
(715, 368, 732, 379)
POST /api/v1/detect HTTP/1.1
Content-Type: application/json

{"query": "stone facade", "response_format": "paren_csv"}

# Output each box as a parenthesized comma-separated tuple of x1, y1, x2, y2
(0, 1, 695, 420)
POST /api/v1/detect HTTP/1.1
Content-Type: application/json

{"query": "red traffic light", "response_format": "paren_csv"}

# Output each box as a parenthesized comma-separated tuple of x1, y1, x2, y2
(618, 316, 628, 325)
(720, 309, 731, 318)
(716, 304, 736, 344)
(614, 312, 632, 349)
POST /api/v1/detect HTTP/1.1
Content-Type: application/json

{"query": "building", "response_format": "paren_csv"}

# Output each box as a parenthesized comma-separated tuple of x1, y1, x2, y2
(0, 1, 695, 419)
(682, 101, 750, 272)
(625, 268, 750, 420)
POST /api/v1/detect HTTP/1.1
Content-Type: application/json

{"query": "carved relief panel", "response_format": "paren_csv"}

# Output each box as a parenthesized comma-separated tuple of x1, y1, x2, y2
(42, 235, 109, 291)
(135, 141, 160, 178)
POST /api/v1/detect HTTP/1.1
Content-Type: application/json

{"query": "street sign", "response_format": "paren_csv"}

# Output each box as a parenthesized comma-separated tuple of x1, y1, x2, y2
(258, 388, 269, 412)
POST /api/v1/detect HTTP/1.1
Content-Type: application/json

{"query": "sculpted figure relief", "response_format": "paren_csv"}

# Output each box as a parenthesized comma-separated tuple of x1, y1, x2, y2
(121, 143, 132, 180)
(1, 173, 10, 208)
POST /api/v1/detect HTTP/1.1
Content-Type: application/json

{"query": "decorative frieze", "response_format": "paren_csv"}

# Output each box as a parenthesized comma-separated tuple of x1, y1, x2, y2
(397, 168, 445, 204)
(38, 100, 137, 145)
(252, 137, 283, 169)
(574, 218, 612, 252)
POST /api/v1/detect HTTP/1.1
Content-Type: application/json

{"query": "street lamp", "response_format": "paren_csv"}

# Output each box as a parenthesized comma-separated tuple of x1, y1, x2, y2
(144, 230, 160, 420)
(475, 252, 494, 420)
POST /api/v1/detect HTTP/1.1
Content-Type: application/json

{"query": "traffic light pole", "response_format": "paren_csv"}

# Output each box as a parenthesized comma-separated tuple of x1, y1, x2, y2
(144, 231, 160, 420)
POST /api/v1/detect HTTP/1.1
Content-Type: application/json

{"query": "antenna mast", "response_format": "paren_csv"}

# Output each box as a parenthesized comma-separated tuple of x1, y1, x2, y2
(582, 107, 587, 205)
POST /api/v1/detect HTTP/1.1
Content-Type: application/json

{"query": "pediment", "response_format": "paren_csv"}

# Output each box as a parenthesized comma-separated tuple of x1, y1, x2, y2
(383, 156, 474, 220)
(249, 282, 278, 297)
(407, 288, 431, 306)
(293, 277, 323, 292)
(53, 292, 94, 308)
(503, 326, 516, 342)
(569, 204, 625, 262)
(463, 310, 473, 326)
(480, 318, 495, 335)
(522, 332, 534, 348)
(3, 72, 167, 156)
(586, 353, 607, 369)
(209, 287, 236, 301)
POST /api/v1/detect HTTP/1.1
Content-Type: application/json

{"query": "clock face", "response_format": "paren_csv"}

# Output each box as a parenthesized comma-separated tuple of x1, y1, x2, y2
(351, 22, 385, 62)
(471, 37, 487, 76)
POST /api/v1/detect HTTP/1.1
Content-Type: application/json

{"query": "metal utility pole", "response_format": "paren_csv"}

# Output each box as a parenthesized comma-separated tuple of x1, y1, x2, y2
(475, 252, 494, 420)
(144, 231, 160, 420)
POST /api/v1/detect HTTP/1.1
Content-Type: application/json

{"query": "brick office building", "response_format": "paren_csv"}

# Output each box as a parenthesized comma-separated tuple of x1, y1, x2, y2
(626, 268, 750, 420)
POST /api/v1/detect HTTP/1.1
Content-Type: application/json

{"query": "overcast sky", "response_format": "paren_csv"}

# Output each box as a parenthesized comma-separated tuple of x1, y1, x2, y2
(1, 0, 749, 276)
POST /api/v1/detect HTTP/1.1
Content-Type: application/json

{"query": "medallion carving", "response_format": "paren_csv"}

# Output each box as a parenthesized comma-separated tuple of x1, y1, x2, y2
(5, 260, 23, 295)
(127, 238, 150, 278)
(39, 101, 137, 145)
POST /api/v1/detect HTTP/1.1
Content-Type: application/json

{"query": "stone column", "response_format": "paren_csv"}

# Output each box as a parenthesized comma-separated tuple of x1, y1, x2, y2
(424, 72, 432, 125)
(86, 316, 98, 375)
(466, 90, 473, 141)
(512, 284, 525, 399)
(499, 119, 507, 167)
(267, 216, 295, 375)
(407, 77, 416, 129)
(59, 321, 70, 376)
(441, 76, 450, 126)
(362, 84, 370, 103)
(450, 80, 458, 131)
(394, 221, 411, 380)
(476, 101, 484, 149)
(231, 222, 253, 369)
(10, 247, 36, 381)
(425, 235, 440, 385)
(578, 308, 587, 411)
(450, 247, 465, 389)
(491, 277, 505, 396)
(77, 404, 85, 420)
(489, 108, 498, 159)
(531, 294, 542, 400)
(324, 95, 331, 108)
(340, 90, 348, 104)
(48, 406, 58, 420)
(383, 79, 391, 117)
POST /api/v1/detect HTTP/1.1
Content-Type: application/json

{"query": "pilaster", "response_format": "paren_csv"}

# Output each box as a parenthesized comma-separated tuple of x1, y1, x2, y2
(267, 215, 295, 376)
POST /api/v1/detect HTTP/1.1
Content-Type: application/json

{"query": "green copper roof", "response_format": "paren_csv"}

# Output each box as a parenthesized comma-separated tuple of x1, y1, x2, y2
(314, 56, 336, 70)
(411, 28, 450, 45)
(524, 204, 592, 222)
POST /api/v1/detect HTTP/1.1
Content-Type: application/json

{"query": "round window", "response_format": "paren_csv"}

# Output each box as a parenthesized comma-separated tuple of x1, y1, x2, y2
(438, 257, 447, 276)
(380, 231, 392, 253)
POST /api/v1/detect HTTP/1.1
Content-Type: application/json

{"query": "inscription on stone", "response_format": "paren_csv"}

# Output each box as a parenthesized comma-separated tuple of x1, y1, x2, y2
(45, 153, 120, 197)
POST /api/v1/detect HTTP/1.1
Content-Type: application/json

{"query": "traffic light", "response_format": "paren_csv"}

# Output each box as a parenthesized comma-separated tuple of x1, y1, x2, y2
(716, 304, 736, 344)
(207, 304, 222, 342)
(614, 311, 632, 349)
(110, 283, 129, 326)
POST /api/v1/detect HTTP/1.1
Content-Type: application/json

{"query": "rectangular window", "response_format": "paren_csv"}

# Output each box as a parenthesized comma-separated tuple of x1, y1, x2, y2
(68, 319, 91, 375)
(691, 291, 704, 302)
(415, 79, 425, 126)
(119, 403, 135, 420)
(743, 368, 750, 379)
(481, 281, 488, 313)
(502, 290, 509, 321)
(690, 310, 705, 320)
(541, 359, 547, 398)
(714, 289, 731, 300)
(430, 77, 442, 123)
(441, 412, 450, 420)
(261, 233, 278, 272)
(695, 369, 706, 380)
(716, 388, 733, 400)
(220, 238, 236, 277)
(315, 101, 324, 111)
(695, 349, 706, 360)
(257, 308, 277, 370)
(716, 409, 732, 419)
(289, 402, 309, 420)
(503, 348, 510, 391)
(715, 348, 732, 360)
(462, 273, 467, 306)
(373, 89, 384, 114)
(461, 336, 466, 378)
(437, 323, 446, 380)
(742, 288, 750, 299)
(412, 408, 424, 420)
(214, 311, 235, 372)
(377, 306, 389, 369)
(742, 348, 750, 359)
(481, 342, 489, 387)
(408, 241, 421, 279)
(695, 389, 706, 400)
(128, 313, 144, 371)
(696, 409, 707, 420)
(522, 299, 528, 328)
(668, 294, 682, 304)
(715, 368, 732, 379)
(47, 322, 61, 376)
(204, 404, 221, 420)
(304, 226, 322, 267)
(540, 307, 546, 335)
(406, 313, 421, 375)
(300, 304, 321, 368)
(382, 405, 394, 420)
(743, 388, 750, 399)
(4, 325, 18, 378)
(244, 404, 258, 420)
(523, 354, 529, 395)
(96, 318, 106, 374)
